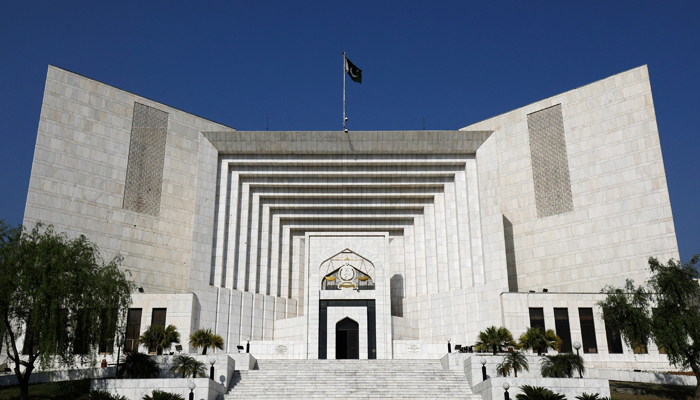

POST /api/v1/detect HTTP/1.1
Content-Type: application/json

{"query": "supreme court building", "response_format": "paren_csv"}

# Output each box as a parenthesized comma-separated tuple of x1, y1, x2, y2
(21, 65, 679, 369)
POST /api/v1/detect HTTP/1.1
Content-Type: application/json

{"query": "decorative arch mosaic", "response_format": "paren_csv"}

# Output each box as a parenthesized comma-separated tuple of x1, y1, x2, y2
(319, 249, 375, 290)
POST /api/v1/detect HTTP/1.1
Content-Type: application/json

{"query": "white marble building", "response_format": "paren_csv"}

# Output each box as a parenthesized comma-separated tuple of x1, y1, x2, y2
(22, 65, 678, 368)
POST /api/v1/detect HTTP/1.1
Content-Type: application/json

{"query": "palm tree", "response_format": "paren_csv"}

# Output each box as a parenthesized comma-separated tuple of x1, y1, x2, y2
(117, 351, 160, 379)
(540, 352, 585, 378)
(515, 385, 566, 400)
(139, 324, 181, 355)
(475, 326, 517, 355)
(189, 328, 224, 355)
(496, 350, 529, 377)
(169, 354, 206, 378)
(518, 327, 561, 356)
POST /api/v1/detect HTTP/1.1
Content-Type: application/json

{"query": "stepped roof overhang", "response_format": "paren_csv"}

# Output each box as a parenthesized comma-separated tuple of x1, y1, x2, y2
(202, 130, 493, 154)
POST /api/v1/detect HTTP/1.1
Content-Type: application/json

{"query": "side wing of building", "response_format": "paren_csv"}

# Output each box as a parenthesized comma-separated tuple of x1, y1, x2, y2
(23, 65, 234, 298)
(466, 65, 679, 295)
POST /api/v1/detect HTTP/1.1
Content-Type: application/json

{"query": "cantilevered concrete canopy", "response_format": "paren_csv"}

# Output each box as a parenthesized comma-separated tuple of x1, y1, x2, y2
(202, 131, 493, 154)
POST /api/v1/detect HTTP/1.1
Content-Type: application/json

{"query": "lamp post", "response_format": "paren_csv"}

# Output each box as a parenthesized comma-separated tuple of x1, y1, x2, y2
(114, 328, 124, 378)
(573, 341, 582, 378)
(480, 357, 487, 381)
(188, 381, 195, 400)
(246, 338, 251, 353)
(209, 357, 216, 381)
(447, 338, 452, 353)
(502, 381, 510, 400)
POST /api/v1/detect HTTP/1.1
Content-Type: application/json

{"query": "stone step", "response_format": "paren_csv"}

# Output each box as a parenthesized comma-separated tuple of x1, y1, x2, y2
(225, 359, 480, 400)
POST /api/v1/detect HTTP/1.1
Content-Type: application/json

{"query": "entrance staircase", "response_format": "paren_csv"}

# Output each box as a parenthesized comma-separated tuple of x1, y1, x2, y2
(224, 359, 481, 399)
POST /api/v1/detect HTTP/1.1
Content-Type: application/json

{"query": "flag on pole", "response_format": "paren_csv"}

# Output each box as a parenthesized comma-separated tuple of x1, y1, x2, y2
(344, 57, 362, 83)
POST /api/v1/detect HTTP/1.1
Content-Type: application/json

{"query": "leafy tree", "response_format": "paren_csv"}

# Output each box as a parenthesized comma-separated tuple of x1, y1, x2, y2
(89, 390, 130, 400)
(117, 351, 160, 379)
(540, 352, 585, 378)
(0, 221, 133, 400)
(143, 390, 184, 400)
(515, 385, 566, 400)
(475, 326, 517, 355)
(518, 327, 561, 356)
(139, 324, 180, 355)
(188, 328, 224, 355)
(496, 350, 529, 377)
(598, 256, 700, 400)
(169, 354, 205, 378)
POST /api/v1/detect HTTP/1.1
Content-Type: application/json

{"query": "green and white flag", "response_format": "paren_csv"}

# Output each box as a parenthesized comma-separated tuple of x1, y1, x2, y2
(344, 57, 362, 83)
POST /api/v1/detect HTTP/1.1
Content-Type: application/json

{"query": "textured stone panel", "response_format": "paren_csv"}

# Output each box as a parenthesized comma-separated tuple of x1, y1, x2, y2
(527, 104, 573, 218)
(123, 102, 168, 216)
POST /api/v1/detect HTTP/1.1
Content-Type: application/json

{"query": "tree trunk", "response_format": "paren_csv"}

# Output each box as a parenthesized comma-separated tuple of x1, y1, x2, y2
(20, 384, 29, 400)
(18, 367, 33, 400)
(689, 363, 700, 400)
(202, 347, 207, 355)
(492, 345, 496, 355)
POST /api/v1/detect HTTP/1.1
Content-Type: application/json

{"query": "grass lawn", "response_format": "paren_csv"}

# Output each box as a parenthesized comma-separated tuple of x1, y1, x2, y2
(610, 380, 696, 400)
(0, 379, 91, 400)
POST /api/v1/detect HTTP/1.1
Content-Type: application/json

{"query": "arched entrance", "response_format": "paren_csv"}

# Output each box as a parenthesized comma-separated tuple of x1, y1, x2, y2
(335, 317, 359, 359)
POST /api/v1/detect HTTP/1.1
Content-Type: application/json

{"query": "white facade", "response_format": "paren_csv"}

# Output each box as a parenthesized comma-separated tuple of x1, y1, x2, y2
(22, 65, 679, 369)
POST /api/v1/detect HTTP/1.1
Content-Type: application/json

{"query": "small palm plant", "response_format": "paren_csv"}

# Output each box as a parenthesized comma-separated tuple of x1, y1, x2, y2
(540, 352, 585, 378)
(575, 393, 601, 400)
(518, 327, 561, 356)
(189, 328, 225, 355)
(515, 385, 566, 400)
(496, 350, 529, 377)
(139, 324, 181, 355)
(169, 354, 206, 378)
(142, 390, 184, 400)
(117, 351, 160, 379)
(89, 390, 129, 400)
(475, 326, 517, 355)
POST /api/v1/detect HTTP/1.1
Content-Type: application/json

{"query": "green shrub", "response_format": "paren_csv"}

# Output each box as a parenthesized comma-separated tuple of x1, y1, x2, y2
(188, 328, 224, 355)
(117, 351, 160, 379)
(139, 325, 180, 355)
(515, 385, 566, 400)
(89, 390, 129, 400)
(474, 326, 516, 354)
(169, 354, 206, 378)
(575, 393, 600, 400)
(496, 350, 529, 377)
(142, 390, 184, 400)
(540, 352, 585, 378)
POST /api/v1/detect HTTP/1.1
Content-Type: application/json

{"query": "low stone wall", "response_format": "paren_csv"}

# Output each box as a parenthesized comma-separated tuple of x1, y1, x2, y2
(472, 377, 611, 400)
(90, 354, 237, 400)
(0, 366, 115, 387)
(587, 368, 696, 386)
(91, 377, 223, 400)
(448, 352, 695, 398)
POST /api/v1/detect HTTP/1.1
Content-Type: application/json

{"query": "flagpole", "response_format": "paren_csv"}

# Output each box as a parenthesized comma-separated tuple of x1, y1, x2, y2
(343, 52, 346, 132)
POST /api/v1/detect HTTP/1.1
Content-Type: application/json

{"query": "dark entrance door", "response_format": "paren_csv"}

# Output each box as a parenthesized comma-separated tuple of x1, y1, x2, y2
(336, 318, 359, 359)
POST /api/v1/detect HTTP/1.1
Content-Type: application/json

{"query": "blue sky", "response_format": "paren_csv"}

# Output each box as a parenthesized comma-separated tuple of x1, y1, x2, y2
(1, 1, 698, 262)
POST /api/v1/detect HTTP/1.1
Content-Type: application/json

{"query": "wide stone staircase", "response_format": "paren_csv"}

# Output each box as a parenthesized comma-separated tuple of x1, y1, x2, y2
(224, 359, 481, 399)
